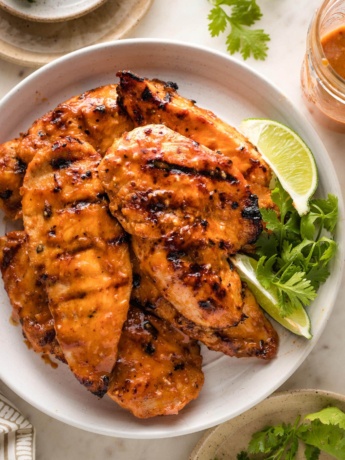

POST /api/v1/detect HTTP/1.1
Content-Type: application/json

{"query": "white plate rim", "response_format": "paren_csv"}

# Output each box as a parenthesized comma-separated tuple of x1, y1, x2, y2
(0, 38, 344, 439)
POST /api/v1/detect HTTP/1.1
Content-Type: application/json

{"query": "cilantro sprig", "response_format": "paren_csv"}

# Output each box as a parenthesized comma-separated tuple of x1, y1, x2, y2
(237, 406, 345, 459)
(250, 181, 338, 319)
(207, 0, 270, 60)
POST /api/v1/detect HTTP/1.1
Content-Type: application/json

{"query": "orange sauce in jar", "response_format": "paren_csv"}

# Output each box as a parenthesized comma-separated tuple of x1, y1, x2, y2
(321, 25, 345, 79)
(301, 0, 345, 129)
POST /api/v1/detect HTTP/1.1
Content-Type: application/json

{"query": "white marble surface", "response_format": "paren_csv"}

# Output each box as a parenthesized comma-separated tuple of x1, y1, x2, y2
(1, 0, 345, 459)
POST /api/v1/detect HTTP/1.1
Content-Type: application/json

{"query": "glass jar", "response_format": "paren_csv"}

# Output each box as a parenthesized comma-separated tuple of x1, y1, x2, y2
(301, 0, 345, 128)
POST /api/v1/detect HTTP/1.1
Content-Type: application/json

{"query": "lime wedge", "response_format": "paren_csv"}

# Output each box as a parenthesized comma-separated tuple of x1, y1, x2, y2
(240, 118, 318, 215)
(232, 253, 312, 339)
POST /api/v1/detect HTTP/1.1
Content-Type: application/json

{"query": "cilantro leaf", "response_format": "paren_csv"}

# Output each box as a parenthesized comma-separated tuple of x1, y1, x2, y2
(275, 271, 317, 312)
(301, 194, 338, 239)
(306, 264, 330, 289)
(271, 181, 295, 221)
(237, 452, 250, 460)
(317, 237, 337, 264)
(230, 0, 262, 26)
(305, 406, 345, 430)
(207, 0, 270, 60)
(304, 444, 321, 460)
(311, 194, 338, 234)
(251, 180, 338, 321)
(227, 25, 269, 60)
(236, 407, 345, 459)
(279, 240, 309, 270)
(298, 420, 345, 459)
(208, 6, 228, 36)
(247, 418, 300, 459)
(260, 208, 282, 233)
(255, 231, 279, 259)
(256, 256, 317, 316)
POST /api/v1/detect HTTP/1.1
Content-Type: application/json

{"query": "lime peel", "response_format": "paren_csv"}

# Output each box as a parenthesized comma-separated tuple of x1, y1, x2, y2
(240, 118, 318, 216)
(232, 253, 312, 339)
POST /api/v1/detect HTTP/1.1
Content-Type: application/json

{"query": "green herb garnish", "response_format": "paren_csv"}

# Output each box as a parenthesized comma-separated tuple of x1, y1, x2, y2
(253, 181, 338, 318)
(207, 0, 270, 60)
(237, 406, 345, 459)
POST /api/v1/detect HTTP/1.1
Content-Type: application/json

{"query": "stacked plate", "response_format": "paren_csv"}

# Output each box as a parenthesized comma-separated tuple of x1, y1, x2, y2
(0, 0, 153, 67)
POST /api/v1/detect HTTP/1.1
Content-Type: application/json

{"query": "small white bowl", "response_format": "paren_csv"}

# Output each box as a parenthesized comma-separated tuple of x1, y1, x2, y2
(190, 389, 345, 460)
(0, 0, 107, 22)
(0, 0, 153, 67)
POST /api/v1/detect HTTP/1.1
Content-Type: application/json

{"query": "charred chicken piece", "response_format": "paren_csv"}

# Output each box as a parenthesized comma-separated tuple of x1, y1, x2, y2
(131, 262, 278, 360)
(99, 124, 262, 252)
(0, 139, 25, 220)
(0, 231, 64, 361)
(116, 71, 273, 208)
(108, 305, 204, 418)
(19, 84, 133, 160)
(132, 237, 245, 329)
(0, 84, 133, 219)
(21, 136, 132, 397)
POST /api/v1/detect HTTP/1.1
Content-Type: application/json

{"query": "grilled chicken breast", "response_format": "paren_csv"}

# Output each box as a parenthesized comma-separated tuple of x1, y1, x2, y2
(99, 125, 262, 328)
(132, 237, 244, 329)
(108, 305, 204, 418)
(21, 136, 132, 396)
(99, 124, 262, 252)
(131, 262, 278, 360)
(0, 231, 64, 360)
(99, 124, 263, 329)
(0, 84, 133, 219)
(116, 71, 273, 208)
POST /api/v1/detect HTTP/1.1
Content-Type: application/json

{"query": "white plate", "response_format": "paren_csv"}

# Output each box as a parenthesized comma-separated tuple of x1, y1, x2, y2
(0, 0, 107, 22)
(0, 39, 344, 439)
(190, 389, 345, 460)
(0, 0, 153, 67)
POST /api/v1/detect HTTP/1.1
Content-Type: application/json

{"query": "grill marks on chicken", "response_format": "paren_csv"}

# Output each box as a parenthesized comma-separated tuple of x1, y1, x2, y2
(131, 263, 278, 360)
(0, 84, 133, 219)
(0, 139, 26, 220)
(21, 137, 132, 396)
(108, 305, 204, 418)
(99, 124, 262, 252)
(19, 84, 133, 160)
(132, 237, 244, 329)
(0, 231, 64, 361)
(116, 71, 273, 209)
